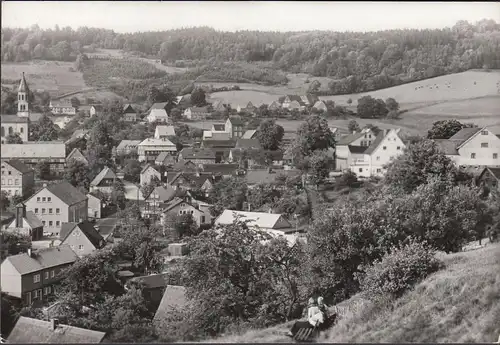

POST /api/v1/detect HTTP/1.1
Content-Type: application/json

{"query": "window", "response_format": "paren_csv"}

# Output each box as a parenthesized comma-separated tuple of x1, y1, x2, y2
(481, 130, 488, 135)
(51, 270, 55, 278)
(42, 221, 46, 226)
(481, 143, 489, 148)
(37, 197, 40, 202)
(8, 179, 12, 185)
(42, 208, 46, 214)
(494, 153, 498, 159)
(47, 197, 51, 202)
(376, 156, 380, 161)
(56, 221, 60, 226)
(49, 208, 53, 214)
(78, 245, 84, 250)
(471, 153, 476, 159)
(383, 146, 387, 150)
(45, 272, 49, 279)
(377, 168, 382, 173)
(44, 286, 51, 295)
(49, 221, 53, 226)
(8, 171, 11, 175)
(179, 210, 182, 215)
(33, 290, 38, 298)
(20, 127, 24, 133)
(33, 274, 41, 283)
(56, 208, 60, 214)
(397, 146, 401, 150)
(201, 216, 206, 223)
(34, 208, 38, 214)
(359, 168, 363, 172)
(369, 135, 372, 139)
(42, 197, 46, 202)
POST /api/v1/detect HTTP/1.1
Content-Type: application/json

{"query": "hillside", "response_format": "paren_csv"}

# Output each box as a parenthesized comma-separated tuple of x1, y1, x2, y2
(207, 242, 500, 343)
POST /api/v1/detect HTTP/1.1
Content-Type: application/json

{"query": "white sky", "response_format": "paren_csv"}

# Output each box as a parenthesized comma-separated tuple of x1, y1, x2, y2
(2, 1, 500, 33)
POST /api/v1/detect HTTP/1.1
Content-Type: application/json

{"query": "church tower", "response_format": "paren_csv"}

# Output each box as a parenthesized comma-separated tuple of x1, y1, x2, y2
(17, 72, 30, 118)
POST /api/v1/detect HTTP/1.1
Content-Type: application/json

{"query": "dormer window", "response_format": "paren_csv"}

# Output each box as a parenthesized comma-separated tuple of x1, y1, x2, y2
(383, 146, 387, 150)
(481, 130, 488, 135)
(481, 143, 488, 148)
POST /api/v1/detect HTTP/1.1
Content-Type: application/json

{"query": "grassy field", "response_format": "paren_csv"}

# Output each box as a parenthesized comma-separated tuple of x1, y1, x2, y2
(1, 60, 87, 97)
(206, 241, 500, 343)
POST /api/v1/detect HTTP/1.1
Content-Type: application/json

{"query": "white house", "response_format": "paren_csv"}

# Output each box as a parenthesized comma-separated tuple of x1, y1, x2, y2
(140, 164, 161, 186)
(214, 210, 304, 246)
(147, 109, 169, 123)
(183, 107, 210, 120)
(433, 127, 500, 168)
(138, 138, 177, 162)
(336, 128, 406, 178)
(313, 101, 328, 112)
(154, 125, 176, 139)
(49, 100, 77, 115)
(160, 196, 212, 228)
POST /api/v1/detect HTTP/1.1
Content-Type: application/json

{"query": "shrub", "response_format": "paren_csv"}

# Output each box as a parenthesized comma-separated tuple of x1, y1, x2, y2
(359, 239, 442, 299)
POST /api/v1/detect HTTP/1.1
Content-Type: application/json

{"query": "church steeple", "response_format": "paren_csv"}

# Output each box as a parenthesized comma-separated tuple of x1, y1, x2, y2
(17, 72, 30, 118)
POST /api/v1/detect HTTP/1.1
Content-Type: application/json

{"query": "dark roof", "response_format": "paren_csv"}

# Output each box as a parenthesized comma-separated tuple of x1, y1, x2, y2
(245, 169, 301, 185)
(141, 164, 159, 175)
(0, 115, 29, 123)
(201, 163, 239, 175)
(449, 127, 482, 143)
(484, 167, 500, 180)
(168, 172, 213, 189)
(60, 221, 105, 249)
(213, 124, 226, 131)
(228, 117, 244, 126)
(285, 95, 303, 103)
(235, 138, 261, 149)
(5, 160, 32, 174)
(90, 167, 119, 187)
(363, 131, 386, 155)
(42, 181, 88, 206)
(129, 273, 169, 289)
(153, 285, 187, 324)
(348, 145, 369, 154)
(18, 73, 30, 93)
(8, 316, 106, 343)
(180, 147, 216, 160)
(150, 102, 169, 110)
(202, 139, 236, 148)
(4, 245, 78, 275)
(337, 132, 365, 145)
(189, 106, 210, 114)
(25, 211, 43, 229)
(149, 186, 178, 202)
(123, 104, 135, 113)
(172, 160, 198, 171)
(434, 139, 460, 155)
(156, 152, 176, 164)
(94, 217, 119, 238)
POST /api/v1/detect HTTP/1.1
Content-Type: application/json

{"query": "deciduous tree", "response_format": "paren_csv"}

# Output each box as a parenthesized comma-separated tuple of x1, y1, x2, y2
(256, 119, 284, 151)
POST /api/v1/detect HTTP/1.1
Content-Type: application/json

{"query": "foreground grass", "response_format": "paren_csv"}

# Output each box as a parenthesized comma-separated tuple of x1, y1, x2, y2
(322, 242, 500, 343)
(207, 242, 500, 343)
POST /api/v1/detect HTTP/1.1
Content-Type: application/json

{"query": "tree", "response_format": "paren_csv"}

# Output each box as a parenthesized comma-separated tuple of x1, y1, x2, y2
(170, 108, 182, 122)
(307, 150, 333, 188)
(209, 177, 248, 217)
(86, 119, 114, 176)
(110, 180, 126, 210)
(30, 114, 59, 141)
(336, 170, 359, 189)
(123, 159, 142, 183)
(64, 159, 91, 191)
(385, 97, 399, 112)
(427, 119, 466, 139)
(165, 213, 199, 239)
(347, 98, 353, 105)
(256, 120, 285, 151)
(347, 120, 361, 133)
(357, 96, 388, 119)
(295, 115, 335, 157)
(70, 97, 81, 107)
(140, 175, 161, 199)
(34, 161, 51, 180)
(6, 133, 23, 144)
(191, 88, 206, 107)
(384, 139, 468, 194)
(247, 183, 281, 211)
(1, 231, 31, 260)
(0, 191, 10, 211)
(147, 85, 177, 110)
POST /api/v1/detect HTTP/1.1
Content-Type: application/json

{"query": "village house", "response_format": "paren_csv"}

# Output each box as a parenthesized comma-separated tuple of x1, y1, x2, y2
(90, 167, 122, 194)
(115, 139, 141, 156)
(65, 129, 90, 146)
(242, 129, 258, 139)
(49, 99, 77, 115)
(176, 95, 192, 108)
(149, 102, 171, 114)
(87, 192, 104, 219)
(160, 196, 212, 228)
(66, 148, 89, 166)
(147, 109, 169, 123)
(126, 273, 169, 312)
(1, 142, 66, 176)
(282, 95, 305, 110)
(268, 101, 281, 111)
(211, 100, 228, 113)
(433, 126, 500, 167)
(142, 185, 183, 218)
(1, 115, 29, 143)
(8, 317, 106, 343)
(477, 167, 500, 192)
(155, 152, 177, 166)
(214, 210, 305, 246)
(225, 117, 245, 138)
(138, 137, 177, 162)
(140, 164, 161, 186)
(90, 104, 103, 117)
(201, 138, 236, 163)
(1, 160, 34, 197)
(59, 221, 106, 258)
(24, 181, 88, 236)
(166, 171, 215, 193)
(200, 163, 239, 179)
(154, 125, 176, 139)
(313, 100, 328, 112)
(237, 101, 256, 113)
(0, 245, 78, 305)
(244, 169, 302, 189)
(183, 106, 210, 120)
(336, 128, 406, 178)
(122, 103, 137, 122)
(4, 203, 43, 241)
(178, 148, 217, 165)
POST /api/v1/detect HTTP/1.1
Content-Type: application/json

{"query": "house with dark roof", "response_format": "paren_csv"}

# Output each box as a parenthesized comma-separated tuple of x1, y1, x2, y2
(127, 273, 169, 312)
(282, 95, 306, 110)
(87, 192, 104, 219)
(477, 167, 500, 192)
(166, 172, 215, 193)
(140, 164, 161, 186)
(242, 129, 258, 139)
(122, 104, 137, 122)
(0, 245, 78, 305)
(183, 106, 210, 120)
(244, 169, 302, 188)
(94, 217, 119, 241)
(142, 185, 183, 218)
(178, 148, 216, 165)
(115, 140, 141, 156)
(153, 285, 188, 326)
(155, 151, 177, 166)
(154, 125, 176, 139)
(433, 126, 500, 167)
(8, 317, 106, 343)
(225, 117, 245, 138)
(1, 160, 34, 197)
(66, 148, 89, 166)
(24, 181, 88, 236)
(90, 167, 122, 194)
(59, 221, 106, 258)
(200, 163, 239, 179)
(160, 196, 212, 227)
(1, 142, 66, 176)
(4, 203, 43, 241)
(49, 99, 76, 115)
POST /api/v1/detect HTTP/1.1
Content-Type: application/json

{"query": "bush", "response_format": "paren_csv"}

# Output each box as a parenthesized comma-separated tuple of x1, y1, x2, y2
(359, 239, 442, 299)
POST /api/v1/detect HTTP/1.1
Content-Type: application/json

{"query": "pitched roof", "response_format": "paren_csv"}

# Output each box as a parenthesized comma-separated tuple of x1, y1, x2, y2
(244, 169, 301, 185)
(0, 115, 29, 123)
(188, 106, 210, 114)
(94, 217, 119, 238)
(1, 142, 66, 159)
(40, 181, 87, 206)
(8, 316, 106, 343)
(201, 163, 239, 175)
(116, 140, 141, 151)
(129, 273, 169, 289)
(202, 138, 236, 148)
(215, 210, 292, 229)
(66, 148, 88, 164)
(150, 185, 178, 202)
(90, 167, 119, 187)
(434, 139, 460, 155)
(18, 73, 30, 92)
(235, 138, 261, 149)
(313, 100, 327, 108)
(348, 145, 369, 154)
(4, 245, 78, 275)
(228, 117, 245, 126)
(485, 167, 500, 180)
(337, 132, 365, 145)
(5, 160, 32, 174)
(153, 285, 187, 324)
(155, 152, 176, 164)
(148, 109, 169, 118)
(204, 131, 231, 141)
(155, 125, 176, 137)
(285, 95, 303, 103)
(25, 211, 43, 229)
(138, 137, 176, 148)
(212, 124, 226, 131)
(449, 127, 482, 142)
(172, 160, 198, 171)
(141, 164, 160, 175)
(362, 131, 387, 155)
(60, 221, 105, 249)
(180, 147, 216, 160)
(242, 129, 258, 139)
(123, 104, 135, 113)
(150, 102, 169, 110)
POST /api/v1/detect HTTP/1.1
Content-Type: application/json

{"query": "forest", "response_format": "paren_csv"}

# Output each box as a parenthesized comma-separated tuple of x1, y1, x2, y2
(2, 20, 500, 94)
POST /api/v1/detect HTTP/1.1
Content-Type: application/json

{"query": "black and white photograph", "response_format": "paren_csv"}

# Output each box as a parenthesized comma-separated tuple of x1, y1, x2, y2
(1, 1, 500, 343)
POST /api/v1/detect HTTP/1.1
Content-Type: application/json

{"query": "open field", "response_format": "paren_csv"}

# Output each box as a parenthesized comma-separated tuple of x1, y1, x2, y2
(1, 61, 87, 97)
(207, 241, 500, 343)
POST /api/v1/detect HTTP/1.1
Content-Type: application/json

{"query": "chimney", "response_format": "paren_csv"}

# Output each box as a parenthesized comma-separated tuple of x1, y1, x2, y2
(94, 225, 100, 232)
(51, 318, 59, 330)
(27, 248, 32, 257)
(78, 218, 83, 224)
(117, 172, 125, 180)
(16, 203, 26, 228)
(43, 183, 47, 188)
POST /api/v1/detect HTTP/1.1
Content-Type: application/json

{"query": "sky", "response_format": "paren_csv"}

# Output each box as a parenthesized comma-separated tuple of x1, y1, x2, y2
(2, 1, 500, 33)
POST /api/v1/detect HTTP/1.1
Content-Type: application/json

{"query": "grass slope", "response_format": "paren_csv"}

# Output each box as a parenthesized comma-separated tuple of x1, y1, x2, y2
(205, 242, 500, 343)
